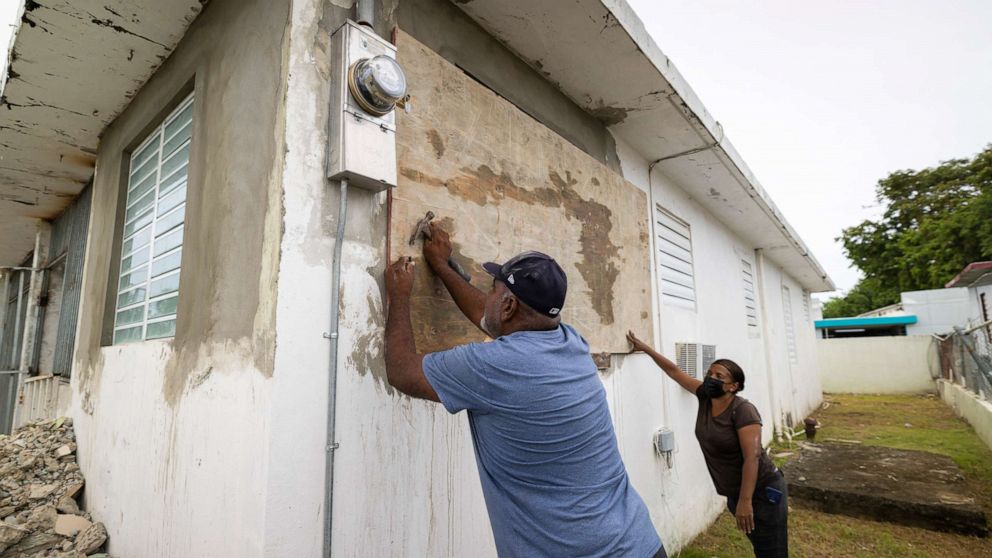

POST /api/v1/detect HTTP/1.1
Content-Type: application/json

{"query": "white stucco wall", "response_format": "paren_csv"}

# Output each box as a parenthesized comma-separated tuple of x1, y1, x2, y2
(902, 287, 971, 335)
(611, 137, 824, 549)
(71, 341, 271, 557)
(817, 336, 936, 394)
(938, 379, 992, 452)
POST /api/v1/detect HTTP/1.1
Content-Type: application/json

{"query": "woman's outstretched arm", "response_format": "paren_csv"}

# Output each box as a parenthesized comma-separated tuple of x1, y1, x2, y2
(626, 330, 703, 395)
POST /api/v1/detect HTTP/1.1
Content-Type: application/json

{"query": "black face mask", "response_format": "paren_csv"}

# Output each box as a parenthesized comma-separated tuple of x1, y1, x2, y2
(702, 376, 727, 398)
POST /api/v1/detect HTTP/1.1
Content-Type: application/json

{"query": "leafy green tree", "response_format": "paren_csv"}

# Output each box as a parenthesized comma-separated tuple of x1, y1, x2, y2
(821, 277, 898, 318)
(822, 145, 992, 318)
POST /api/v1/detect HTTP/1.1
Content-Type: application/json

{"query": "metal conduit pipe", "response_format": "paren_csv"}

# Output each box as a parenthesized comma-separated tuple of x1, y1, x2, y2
(356, 0, 374, 28)
(3, 272, 26, 433)
(0, 274, 10, 362)
(322, 178, 348, 558)
(12, 272, 26, 371)
(645, 160, 671, 427)
(325, 5, 375, 554)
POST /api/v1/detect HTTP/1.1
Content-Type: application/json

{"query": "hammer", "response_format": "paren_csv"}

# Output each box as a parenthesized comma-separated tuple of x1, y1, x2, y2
(409, 211, 472, 282)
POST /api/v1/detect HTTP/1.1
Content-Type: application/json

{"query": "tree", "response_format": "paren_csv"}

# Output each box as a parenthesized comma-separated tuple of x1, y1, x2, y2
(822, 145, 992, 319)
(821, 277, 898, 318)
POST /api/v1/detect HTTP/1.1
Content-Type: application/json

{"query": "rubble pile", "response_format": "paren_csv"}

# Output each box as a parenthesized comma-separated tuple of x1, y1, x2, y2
(0, 418, 110, 558)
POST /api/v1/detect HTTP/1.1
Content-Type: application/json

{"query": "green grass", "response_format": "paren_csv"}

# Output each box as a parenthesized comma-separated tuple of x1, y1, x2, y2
(675, 393, 992, 558)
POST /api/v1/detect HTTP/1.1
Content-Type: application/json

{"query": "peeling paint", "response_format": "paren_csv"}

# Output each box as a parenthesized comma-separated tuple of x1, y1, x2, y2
(400, 163, 621, 325)
(588, 103, 632, 127)
(348, 292, 390, 394)
(89, 19, 169, 48)
(1, 0, 207, 265)
(548, 170, 619, 325)
(426, 129, 445, 159)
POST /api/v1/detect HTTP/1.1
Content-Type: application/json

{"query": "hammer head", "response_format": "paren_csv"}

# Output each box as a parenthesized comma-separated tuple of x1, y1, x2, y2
(408, 211, 436, 246)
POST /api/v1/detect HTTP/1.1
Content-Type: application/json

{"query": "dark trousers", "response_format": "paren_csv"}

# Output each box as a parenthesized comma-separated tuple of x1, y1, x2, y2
(650, 543, 668, 558)
(726, 471, 789, 558)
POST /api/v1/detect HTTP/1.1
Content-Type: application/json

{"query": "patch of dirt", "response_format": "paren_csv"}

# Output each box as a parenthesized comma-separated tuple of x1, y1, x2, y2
(783, 442, 987, 536)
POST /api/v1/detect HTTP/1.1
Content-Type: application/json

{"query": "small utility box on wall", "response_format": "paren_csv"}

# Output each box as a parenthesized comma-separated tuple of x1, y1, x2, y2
(326, 21, 402, 192)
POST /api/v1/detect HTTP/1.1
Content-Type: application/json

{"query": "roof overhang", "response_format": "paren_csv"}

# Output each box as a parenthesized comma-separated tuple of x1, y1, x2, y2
(452, 0, 835, 292)
(0, 0, 205, 266)
(857, 302, 904, 317)
(946, 261, 992, 288)
(814, 315, 918, 329)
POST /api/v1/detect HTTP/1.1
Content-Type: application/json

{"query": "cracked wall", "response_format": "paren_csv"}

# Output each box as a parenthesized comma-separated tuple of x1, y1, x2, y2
(66, 0, 290, 555)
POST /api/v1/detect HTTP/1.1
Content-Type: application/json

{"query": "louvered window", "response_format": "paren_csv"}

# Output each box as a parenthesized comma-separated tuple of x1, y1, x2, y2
(112, 94, 193, 344)
(802, 289, 811, 321)
(742, 259, 758, 327)
(655, 205, 695, 307)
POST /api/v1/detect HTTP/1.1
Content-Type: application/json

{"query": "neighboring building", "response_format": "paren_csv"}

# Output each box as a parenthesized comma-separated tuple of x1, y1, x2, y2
(815, 315, 918, 338)
(946, 261, 992, 341)
(816, 271, 989, 393)
(816, 287, 972, 338)
(902, 287, 973, 335)
(0, 1, 833, 556)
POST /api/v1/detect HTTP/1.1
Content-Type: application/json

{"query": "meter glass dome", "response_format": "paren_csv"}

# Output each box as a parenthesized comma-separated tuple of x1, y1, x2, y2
(367, 56, 407, 100)
(348, 55, 407, 116)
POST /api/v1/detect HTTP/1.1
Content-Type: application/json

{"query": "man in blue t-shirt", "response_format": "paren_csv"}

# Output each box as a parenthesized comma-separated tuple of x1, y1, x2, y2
(384, 222, 664, 558)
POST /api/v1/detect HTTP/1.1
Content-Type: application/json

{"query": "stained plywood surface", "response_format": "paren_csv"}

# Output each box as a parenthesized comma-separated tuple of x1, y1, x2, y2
(392, 31, 652, 354)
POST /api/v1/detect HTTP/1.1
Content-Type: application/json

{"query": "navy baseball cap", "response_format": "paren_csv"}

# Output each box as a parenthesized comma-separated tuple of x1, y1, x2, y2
(482, 251, 567, 317)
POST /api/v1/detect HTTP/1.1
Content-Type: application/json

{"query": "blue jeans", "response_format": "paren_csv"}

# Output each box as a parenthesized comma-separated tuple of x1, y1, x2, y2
(726, 471, 789, 558)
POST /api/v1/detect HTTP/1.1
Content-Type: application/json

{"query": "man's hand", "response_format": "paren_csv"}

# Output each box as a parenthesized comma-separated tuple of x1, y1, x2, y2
(386, 257, 415, 299)
(423, 222, 453, 271)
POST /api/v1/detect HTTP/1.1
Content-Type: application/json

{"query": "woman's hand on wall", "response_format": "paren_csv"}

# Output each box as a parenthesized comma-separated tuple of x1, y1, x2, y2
(626, 330, 651, 353)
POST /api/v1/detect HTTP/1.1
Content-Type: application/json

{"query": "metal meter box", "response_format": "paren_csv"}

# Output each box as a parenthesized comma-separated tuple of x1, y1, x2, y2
(326, 21, 399, 192)
(653, 426, 675, 454)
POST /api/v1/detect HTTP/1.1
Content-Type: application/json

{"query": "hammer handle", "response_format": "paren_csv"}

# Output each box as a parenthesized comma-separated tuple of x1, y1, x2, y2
(447, 258, 472, 283)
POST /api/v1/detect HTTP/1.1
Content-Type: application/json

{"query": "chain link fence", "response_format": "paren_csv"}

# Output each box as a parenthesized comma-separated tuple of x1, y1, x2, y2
(933, 319, 992, 401)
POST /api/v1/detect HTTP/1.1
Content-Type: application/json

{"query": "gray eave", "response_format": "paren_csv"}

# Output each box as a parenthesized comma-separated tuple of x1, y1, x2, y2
(453, 0, 835, 292)
(0, 0, 205, 266)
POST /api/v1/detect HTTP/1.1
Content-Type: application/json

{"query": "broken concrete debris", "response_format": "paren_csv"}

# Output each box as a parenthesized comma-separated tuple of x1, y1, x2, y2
(0, 418, 112, 557)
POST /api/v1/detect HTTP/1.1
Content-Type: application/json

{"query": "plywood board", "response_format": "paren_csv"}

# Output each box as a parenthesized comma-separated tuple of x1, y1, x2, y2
(391, 31, 652, 354)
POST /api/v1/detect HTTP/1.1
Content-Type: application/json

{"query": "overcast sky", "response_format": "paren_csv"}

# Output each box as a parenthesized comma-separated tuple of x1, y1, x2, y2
(627, 0, 992, 299)
(3, 1, 990, 298)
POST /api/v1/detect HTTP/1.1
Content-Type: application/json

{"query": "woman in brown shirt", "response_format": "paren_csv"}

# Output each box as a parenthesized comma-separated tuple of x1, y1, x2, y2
(627, 331, 788, 558)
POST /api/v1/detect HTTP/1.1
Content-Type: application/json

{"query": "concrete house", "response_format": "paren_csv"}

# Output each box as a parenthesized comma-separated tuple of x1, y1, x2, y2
(0, 0, 833, 556)
(946, 261, 992, 338)
(815, 287, 973, 339)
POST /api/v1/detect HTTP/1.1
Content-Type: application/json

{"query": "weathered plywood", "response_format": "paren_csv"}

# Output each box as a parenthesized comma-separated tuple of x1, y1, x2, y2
(392, 31, 651, 354)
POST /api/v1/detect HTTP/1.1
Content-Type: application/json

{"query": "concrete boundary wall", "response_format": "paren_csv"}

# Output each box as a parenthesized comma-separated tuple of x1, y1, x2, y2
(817, 336, 936, 394)
(938, 380, 992, 452)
